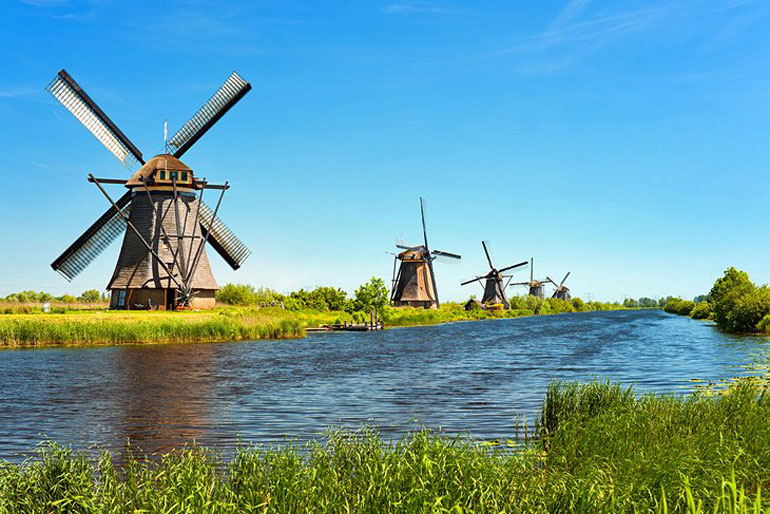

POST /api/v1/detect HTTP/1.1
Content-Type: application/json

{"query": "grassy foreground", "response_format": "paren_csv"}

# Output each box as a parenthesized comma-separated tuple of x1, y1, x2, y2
(0, 298, 631, 348)
(2, 380, 770, 512)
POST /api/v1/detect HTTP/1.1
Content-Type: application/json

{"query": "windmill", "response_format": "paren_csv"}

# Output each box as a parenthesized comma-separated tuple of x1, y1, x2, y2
(510, 258, 548, 299)
(460, 242, 528, 309)
(547, 272, 572, 301)
(390, 198, 460, 309)
(47, 69, 252, 310)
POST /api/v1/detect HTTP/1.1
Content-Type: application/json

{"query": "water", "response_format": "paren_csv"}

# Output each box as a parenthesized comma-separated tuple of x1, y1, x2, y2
(0, 309, 767, 461)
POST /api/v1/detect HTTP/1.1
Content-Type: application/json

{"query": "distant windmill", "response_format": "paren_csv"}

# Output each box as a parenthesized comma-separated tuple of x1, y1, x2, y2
(461, 241, 528, 309)
(390, 198, 460, 309)
(47, 69, 252, 310)
(510, 258, 548, 299)
(547, 272, 572, 301)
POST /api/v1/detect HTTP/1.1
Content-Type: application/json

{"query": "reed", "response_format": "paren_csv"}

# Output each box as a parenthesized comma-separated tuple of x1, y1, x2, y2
(0, 308, 350, 348)
(2, 381, 769, 512)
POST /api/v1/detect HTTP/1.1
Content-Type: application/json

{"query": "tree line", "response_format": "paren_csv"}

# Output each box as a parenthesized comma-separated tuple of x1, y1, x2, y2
(3, 289, 107, 304)
(215, 277, 390, 315)
(661, 267, 770, 333)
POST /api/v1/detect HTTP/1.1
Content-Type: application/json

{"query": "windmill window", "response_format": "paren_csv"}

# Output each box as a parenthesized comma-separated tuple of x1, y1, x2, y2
(181, 172, 188, 181)
(170, 171, 178, 181)
(160, 170, 166, 180)
(116, 290, 126, 308)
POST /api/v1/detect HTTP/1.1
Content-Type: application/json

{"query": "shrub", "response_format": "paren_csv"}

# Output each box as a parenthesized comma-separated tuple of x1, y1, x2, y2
(690, 302, 711, 320)
(709, 267, 755, 330)
(637, 297, 657, 308)
(77, 289, 101, 303)
(663, 298, 695, 316)
(545, 298, 575, 314)
(216, 284, 256, 305)
(623, 298, 638, 308)
(724, 286, 770, 333)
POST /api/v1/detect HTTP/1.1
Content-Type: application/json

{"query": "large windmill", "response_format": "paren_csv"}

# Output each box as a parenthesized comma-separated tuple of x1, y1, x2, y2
(460, 242, 528, 309)
(547, 272, 572, 301)
(510, 258, 548, 299)
(390, 198, 460, 309)
(47, 69, 252, 310)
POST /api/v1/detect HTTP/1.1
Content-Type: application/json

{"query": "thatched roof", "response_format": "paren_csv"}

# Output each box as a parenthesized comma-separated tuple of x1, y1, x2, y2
(125, 154, 192, 187)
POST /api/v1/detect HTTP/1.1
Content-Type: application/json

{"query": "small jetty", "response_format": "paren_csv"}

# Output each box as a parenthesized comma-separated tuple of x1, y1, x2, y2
(306, 311, 384, 333)
(307, 321, 384, 333)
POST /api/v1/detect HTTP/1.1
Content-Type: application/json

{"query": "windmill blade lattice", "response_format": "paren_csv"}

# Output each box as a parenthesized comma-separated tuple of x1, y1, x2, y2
(51, 192, 132, 281)
(46, 70, 143, 169)
(168, 72, 252, 158)
(198, 201, 252, 270)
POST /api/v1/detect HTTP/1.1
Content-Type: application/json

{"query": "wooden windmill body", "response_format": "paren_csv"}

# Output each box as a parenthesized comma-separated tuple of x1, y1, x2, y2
(511, 258, 548, 299)
(48, 70, 252, 310)
(461, 242, 528, 309)
(547, 272, 572, 301)
(390, 198, 460, 309)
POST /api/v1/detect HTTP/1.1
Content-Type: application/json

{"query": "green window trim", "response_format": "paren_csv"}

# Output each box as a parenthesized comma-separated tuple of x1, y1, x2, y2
(160, 170, 166, 180)
(181, 172, 188, 181)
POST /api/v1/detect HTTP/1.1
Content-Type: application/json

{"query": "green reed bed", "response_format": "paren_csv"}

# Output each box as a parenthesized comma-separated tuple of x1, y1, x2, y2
(2, 381, 770, 512)
(0, 307, 353, 347)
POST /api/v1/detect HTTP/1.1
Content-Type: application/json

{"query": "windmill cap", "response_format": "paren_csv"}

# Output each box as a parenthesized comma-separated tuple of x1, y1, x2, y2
(125, 154, 193, 187)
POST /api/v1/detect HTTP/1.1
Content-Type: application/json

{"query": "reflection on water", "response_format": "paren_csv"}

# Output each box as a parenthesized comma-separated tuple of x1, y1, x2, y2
(0, 309, 767, 461)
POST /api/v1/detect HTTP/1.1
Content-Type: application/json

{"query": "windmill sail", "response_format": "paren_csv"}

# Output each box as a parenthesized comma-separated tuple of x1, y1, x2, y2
(197, 201, 251, 270)
(51, 192, 132, 281)
(46, 70, 143, 168)
(167, 72, 252, 158)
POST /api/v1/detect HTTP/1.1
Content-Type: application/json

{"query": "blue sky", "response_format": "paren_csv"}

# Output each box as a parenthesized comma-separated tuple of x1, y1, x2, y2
(1, 0, 769, 302)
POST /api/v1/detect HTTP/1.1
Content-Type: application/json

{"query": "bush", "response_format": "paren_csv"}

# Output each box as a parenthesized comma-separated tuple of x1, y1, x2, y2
(724, 286, 770, 333)
(216, 284, 257, 305)
(545, 298, 575, 314)
(689, 302, 711, 320)
(663, 298, 695, 316)
(77, 289, 101, 303)
(637, 297, 657, 308)
(709, 267, 755, 330)
(571, 297, 585, 311)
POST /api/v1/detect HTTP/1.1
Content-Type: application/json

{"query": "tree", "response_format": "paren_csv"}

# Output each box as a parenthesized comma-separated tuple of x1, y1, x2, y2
(216, 284, 256, 305)
(353, 277, 389, 313)
(637, 297, 657, 308)
(309, 287, 349, 311)
(623, 298, 638, 308)
(709, 267, 754, 330)
(78, 289, 102, 303)
(724, 286, 770, 333)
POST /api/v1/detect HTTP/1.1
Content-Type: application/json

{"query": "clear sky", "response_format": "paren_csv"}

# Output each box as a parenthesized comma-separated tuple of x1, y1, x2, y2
(1, 0, 769, 302)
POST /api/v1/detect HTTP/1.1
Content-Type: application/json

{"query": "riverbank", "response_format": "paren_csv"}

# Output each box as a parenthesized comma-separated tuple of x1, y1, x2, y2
(0, 299, 635, 348)
(2, 379, 768, 512)
(0, 307, 348, 347)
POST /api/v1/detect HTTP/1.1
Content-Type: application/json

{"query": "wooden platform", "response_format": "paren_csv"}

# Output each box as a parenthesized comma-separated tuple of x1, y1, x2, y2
(306, 322, 384, 333)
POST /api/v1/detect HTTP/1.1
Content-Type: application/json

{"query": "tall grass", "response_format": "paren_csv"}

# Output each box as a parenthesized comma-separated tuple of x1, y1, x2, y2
(0, 308, 351, 347)
(2, 381, 770, 512)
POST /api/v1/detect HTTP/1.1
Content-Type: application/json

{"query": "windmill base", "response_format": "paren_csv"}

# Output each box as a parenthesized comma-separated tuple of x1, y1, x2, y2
(391, 300, 438, 309)
(109, 288, 216, 311)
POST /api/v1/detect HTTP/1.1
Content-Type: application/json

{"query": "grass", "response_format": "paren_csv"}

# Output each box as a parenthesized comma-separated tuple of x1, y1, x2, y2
(385, 302, 535, 327)
(2, 380, 770, 512)
(0, 297, 635, 348)
(0, 307, 353, 348)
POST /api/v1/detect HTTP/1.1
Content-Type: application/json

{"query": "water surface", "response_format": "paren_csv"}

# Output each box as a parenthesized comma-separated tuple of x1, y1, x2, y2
(0, 309, 767, 461)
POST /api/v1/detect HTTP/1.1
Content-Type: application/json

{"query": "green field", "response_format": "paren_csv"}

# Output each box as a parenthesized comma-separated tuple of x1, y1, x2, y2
(2, 379, 769, 512)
